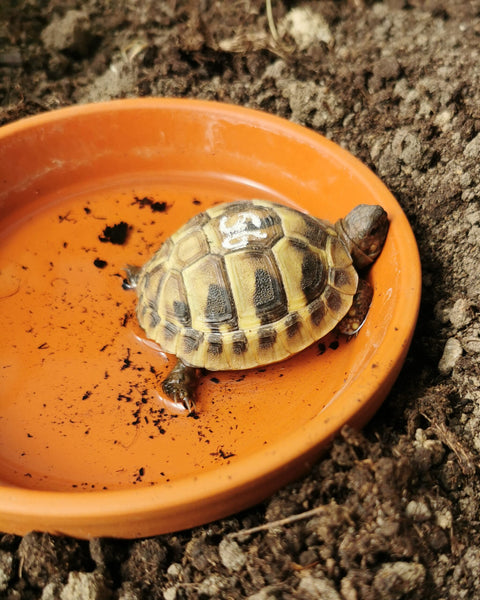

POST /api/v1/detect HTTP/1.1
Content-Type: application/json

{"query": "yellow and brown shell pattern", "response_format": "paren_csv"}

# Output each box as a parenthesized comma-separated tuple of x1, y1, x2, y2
(134, 200, 358, 371)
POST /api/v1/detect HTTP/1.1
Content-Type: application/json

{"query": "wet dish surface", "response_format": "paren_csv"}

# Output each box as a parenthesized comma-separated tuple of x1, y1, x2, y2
(0, 99, 420, 537)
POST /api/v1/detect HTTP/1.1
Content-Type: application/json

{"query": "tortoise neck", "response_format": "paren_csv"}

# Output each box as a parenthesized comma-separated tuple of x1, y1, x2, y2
(334, 220, 373, 270)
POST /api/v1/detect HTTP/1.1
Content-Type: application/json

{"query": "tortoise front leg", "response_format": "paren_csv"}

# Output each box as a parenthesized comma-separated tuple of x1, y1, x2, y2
(161, 359, 200, 414)
(122, 265, 142, 290)
(338, 279, 374, 336)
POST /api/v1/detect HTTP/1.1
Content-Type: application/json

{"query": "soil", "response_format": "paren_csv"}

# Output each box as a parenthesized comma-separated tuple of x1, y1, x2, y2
(1, 0, 480, 598)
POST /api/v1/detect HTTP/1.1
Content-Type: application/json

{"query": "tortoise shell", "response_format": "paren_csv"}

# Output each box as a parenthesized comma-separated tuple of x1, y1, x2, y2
(134, 200, 358, 371)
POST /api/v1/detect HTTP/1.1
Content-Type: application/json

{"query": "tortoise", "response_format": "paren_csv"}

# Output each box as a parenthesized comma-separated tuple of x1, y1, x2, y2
(124, 199, 389, 413)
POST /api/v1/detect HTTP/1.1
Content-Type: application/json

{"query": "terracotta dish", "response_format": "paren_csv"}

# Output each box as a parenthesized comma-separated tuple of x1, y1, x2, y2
(0, 99, 421, 538)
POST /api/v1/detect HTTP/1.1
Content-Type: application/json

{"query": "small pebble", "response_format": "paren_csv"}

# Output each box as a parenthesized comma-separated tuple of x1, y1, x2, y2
(391, 129, 423, 169)
(218, 539, 246, 572)
(405, 500, 432, 522)
(280, 7, 332, 49)
(297, 575, 341, 600)
(464, 133, 480, 159)
(197, 574, 231, 597)
(374, 55, 401, 80)
(339, 577, 357, 600)
(435, 508, 453, 530)
(247, 586, 283, 600)
(41, 581, 64, 600)
(0, 551, 13, 592)
(373, 562, 426, 599)
(60, 571, 111, 600)
(438, 337, 463, 374)
(163, 586, 178, 600)
(449, 298, 472, 329)
(166, 563, 183, 578)
(41, 10, 94, 57)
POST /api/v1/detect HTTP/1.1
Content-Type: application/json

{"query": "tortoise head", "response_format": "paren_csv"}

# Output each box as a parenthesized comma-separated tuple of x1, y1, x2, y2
(335, 204, 389, 270)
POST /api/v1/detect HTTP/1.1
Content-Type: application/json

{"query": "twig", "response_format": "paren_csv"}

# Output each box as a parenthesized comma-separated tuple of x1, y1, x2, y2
(265, 0, 279, 41)
(265, 0, 296, 56)
(227, 505, 333, 539)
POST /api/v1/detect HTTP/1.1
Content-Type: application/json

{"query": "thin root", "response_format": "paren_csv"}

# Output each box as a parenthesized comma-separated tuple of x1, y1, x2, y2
(265, 0, 279, 41)
(226, 504, 351, 540)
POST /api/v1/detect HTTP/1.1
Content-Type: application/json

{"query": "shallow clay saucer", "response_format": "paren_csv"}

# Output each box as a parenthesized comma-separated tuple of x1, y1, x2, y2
(0, 99, 421, 538)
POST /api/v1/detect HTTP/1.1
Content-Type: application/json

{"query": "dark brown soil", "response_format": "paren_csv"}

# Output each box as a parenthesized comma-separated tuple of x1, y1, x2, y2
(1, 1, 480, 598)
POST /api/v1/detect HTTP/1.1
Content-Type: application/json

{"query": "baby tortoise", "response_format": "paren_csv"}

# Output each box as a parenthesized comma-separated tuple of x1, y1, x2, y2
(125, 199, 389, 413)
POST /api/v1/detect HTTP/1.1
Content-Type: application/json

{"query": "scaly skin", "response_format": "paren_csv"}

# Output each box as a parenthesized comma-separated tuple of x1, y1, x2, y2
(161, 359, 199, 414)
(337, 279, 374, 336)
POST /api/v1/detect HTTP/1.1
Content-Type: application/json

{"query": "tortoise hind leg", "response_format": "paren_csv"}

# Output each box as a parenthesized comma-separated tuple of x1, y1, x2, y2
(161, 359, 200, 414)
(338, 279, 374, 336)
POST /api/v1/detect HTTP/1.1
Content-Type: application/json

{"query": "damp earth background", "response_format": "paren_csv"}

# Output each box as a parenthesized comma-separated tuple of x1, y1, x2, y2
(1, 1, 480, 599)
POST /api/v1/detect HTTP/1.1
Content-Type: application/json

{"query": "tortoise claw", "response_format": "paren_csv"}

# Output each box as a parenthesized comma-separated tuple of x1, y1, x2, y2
(122, 265, 142, 290)
(161, 381, 196, 414)
(161, 360, 199, 414)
